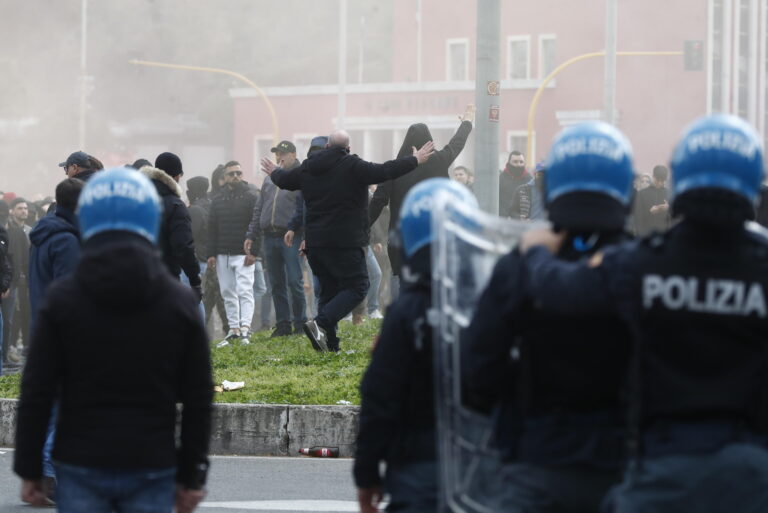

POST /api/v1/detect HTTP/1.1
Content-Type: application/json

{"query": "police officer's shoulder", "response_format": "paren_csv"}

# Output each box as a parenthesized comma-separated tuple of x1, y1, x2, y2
(744, 221, 768, 245)
(743, 221, 768, 259)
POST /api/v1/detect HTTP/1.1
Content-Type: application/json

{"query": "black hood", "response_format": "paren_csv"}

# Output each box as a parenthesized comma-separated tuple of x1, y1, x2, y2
(397, 123, 433, 159)
(305, 146, 350, 175)
(76, 232, 167, 309)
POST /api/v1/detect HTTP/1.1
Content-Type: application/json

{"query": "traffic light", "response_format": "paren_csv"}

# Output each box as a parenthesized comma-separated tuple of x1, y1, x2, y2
(684, 40, 704, 71)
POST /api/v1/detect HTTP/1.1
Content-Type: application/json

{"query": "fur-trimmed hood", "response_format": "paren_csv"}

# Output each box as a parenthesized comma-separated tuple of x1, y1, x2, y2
(140, 166, 182, 198)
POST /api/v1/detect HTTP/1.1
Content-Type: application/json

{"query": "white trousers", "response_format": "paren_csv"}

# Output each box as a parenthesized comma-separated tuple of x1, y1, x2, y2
(216, 254, 256, 331)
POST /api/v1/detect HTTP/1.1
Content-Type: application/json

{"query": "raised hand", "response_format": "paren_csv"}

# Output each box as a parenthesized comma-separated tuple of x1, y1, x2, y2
(413, 140, 436, 165)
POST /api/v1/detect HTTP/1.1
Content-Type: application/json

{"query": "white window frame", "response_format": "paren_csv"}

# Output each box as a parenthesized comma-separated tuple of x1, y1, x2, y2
(253, 134, 273, 188)
(507, 35, 531, 80)
(538, 34, 557, 79)
(292, 133, 315, 161)
(446, 38, 470, 81)
(507, 130, 536, 164)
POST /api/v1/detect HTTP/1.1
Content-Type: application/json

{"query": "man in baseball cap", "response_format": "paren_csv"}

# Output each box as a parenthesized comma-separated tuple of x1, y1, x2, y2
(271, 141, 296, 155)
(58, 151, 94, 181)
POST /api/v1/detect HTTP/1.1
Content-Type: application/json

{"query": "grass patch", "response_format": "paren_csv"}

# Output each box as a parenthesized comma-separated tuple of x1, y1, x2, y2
(0, 320, 381, 405)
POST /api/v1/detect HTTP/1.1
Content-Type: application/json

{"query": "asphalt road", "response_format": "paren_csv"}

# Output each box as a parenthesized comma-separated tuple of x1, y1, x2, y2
(0, 449, 363, 513)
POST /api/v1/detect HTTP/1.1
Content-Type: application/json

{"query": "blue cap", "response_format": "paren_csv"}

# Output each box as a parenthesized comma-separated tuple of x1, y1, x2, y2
(670, 114, 764, 204)
(399, 178, 478, 258)
(59, 151, 90, 168)
(545, 121, 634, 207)
(310, 136, 328, 148)
(77, 167, 162, 244)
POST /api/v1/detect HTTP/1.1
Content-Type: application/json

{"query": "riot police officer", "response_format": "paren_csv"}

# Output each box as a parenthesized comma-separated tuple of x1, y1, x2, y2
(354, 178, 478, 513)
(463, 121, 635, 512)
(520, 114, 768, 512)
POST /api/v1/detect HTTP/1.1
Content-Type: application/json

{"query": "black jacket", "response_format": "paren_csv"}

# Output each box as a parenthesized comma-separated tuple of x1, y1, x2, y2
(369, 121, 472, 273)
(0, 225, 12, 302)
(499, 165, 531, 216)
(188, 197, 210, 263)
(14, 234, 212, 487)
(270, 147, 418, 248)
(632, 185, 671, 236)
(141, 167, 201, 287)
(207, 181, 259, 257)
(354, 249, 434, 488)
(8, 220, 29, 286)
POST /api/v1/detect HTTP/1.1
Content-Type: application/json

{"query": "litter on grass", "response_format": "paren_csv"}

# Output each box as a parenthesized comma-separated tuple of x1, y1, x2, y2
(336, 400, 352, 405)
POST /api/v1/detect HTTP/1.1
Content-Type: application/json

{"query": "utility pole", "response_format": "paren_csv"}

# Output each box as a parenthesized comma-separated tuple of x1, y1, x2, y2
(78, 0, 88, 149)
(416, 0, 423, 82)
(337, 0, 348, 129)
(603, 0, 618, 124)
(474, 0, 501, 214)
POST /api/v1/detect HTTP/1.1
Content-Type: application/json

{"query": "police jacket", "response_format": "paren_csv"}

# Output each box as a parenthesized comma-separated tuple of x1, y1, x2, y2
(207, 181, 259, 257)
(368, 121, 472, 274)
(524, 220, 768, 455)
(354, 249, 435, 488)
(141, 167, 201, 287)
(269, 147, 418, 249)
(464, 232, 631, 466)
(28, 206, 80, 325)
(14, 233, 212, 488)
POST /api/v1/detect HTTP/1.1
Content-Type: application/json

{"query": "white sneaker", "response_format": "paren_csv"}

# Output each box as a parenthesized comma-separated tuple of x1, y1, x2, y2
(6, 346, 20, 364)
(369, 309, 384, 319)
(239, 327, 251, 345)
(216, 340, 230, 349)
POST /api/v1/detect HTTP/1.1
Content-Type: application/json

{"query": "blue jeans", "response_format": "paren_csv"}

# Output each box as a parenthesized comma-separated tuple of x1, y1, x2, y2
(384, 460, 438, 513)
(255, 262, 272, 329)
(43, 403, 59, 478)
(365, 246, 382, 313)
(55, 462, 176, 513)
(497, 463, 620, 513)
(263, 235, 306, 328)
(606, 443, 768, 513)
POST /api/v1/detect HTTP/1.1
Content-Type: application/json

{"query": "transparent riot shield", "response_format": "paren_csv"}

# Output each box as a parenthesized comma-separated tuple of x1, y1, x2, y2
(431, 193, 547, 513)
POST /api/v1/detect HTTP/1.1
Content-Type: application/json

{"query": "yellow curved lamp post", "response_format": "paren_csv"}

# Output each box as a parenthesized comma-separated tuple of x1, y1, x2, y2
(526, 51, 683, 160)
(128, 59, 280, 146)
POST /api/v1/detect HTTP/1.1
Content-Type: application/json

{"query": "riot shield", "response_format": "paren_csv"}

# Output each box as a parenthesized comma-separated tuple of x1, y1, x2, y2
(431, 193, 547, 513)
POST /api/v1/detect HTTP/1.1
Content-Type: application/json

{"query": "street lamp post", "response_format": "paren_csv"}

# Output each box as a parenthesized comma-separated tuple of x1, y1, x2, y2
(128, 59, 280, 146)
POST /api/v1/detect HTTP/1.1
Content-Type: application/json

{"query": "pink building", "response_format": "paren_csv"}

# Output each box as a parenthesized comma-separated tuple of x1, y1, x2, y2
(230, 0, 768, 190)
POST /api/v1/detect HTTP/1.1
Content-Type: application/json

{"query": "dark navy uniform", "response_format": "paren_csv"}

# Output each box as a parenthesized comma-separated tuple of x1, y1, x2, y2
(465, 231, 632, 512)
(524, 220, 768, 512)
(354, 250, 438, 513)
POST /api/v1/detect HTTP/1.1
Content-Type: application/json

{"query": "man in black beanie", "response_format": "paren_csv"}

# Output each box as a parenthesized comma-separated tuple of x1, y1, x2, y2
(140, 153, 202, 302)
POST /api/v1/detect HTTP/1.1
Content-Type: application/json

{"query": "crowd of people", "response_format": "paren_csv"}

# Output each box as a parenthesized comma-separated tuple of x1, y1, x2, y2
(11, 103, 768, 513)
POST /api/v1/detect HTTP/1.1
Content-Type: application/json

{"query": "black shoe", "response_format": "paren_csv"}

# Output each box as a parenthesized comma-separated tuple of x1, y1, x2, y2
(270, 323, 293, 338)
(303, 320, 328, 352)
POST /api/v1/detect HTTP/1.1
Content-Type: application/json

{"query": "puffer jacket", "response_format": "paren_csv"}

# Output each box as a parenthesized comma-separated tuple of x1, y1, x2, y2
(208, 181, 259, 257)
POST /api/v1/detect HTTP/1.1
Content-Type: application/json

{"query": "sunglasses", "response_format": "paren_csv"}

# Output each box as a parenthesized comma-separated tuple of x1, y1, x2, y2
(226, 170, 243, 177)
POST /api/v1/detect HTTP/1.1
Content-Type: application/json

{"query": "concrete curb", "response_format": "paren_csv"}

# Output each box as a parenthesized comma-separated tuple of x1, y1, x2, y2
(0, 399, 360, 457)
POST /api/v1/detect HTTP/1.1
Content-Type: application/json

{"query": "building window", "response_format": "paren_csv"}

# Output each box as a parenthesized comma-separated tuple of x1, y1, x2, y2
(446, 38, 469, 81)
(508, 36, 531, 80)
(507, 131, 536, 164)
(539, 35, 557, 79)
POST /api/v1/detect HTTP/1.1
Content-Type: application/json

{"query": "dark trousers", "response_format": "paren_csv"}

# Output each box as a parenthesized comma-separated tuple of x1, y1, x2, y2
(264, 235, 306, 329)
(306, 247, 369, 350)
(498, 463, 621, 513)
(202, 266, 228, 333)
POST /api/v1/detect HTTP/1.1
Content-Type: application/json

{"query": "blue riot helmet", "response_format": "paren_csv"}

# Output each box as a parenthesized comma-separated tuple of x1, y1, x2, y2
(77, 167, 162, 244)
(670, 114, 764, 207)
(399, 178, 479, 258)
(545, 121, 634, 231)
